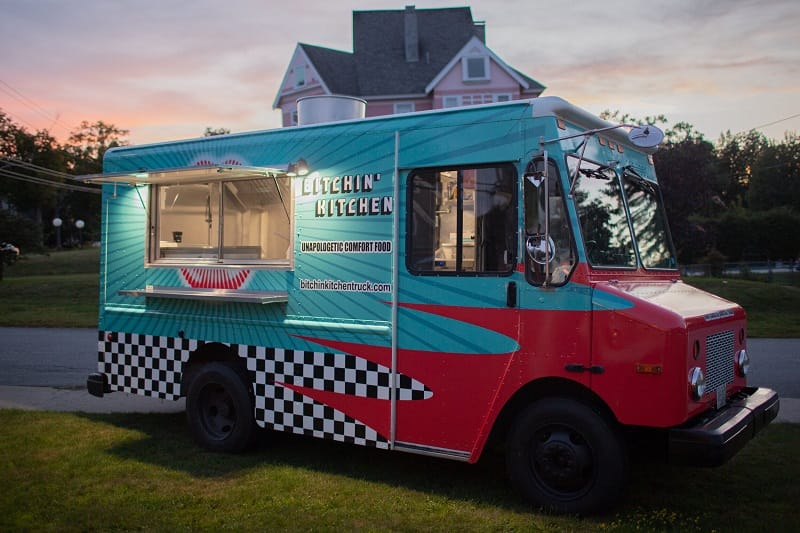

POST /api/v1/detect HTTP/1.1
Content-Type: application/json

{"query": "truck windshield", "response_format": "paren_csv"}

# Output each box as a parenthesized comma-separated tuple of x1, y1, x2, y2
(569, 156, 677, 270)
(570, 157, 636, 268)
(622, 168, 677, 269)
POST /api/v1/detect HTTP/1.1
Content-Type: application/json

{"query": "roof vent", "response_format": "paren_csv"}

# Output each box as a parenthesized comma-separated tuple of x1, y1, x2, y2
(296, 95, 366, 125)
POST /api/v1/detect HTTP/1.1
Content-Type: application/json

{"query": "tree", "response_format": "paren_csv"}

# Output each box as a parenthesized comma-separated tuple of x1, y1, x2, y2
(66, 120, 130, 174)
(654, 134, 723, 263)
(1, 114, 125, 249)
(711, 207, 800, 262)
(599, 110, 668, 128)
(204, 127, 230, 137)
(0, 111, 63, 234)
(746, 132, 800, 212)
(63, 121, 129, 243)
(715, 130, 769, 208)
(663, 121, 705, 144)
(600, 110, 724, 262)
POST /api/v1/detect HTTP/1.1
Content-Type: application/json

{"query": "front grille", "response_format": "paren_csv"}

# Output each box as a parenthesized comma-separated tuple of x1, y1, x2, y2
(704, 330, 735, 395)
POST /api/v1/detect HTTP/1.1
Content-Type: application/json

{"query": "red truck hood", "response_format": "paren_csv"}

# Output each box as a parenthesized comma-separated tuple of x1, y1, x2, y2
(612, 280, 739, 320)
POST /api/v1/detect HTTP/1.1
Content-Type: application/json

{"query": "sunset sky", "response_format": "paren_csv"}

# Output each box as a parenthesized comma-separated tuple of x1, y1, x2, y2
(2, 0, 798, 146)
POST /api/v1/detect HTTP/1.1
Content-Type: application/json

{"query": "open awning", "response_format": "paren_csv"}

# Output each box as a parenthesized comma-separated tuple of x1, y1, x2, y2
(77, 165, 291, 186)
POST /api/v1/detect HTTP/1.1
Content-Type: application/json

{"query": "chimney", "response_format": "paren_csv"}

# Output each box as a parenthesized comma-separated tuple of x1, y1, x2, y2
(404, 5, 419, 63)
(473, 20, 486, 43)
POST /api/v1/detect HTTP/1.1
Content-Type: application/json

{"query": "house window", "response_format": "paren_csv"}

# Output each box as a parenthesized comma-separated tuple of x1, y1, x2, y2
(394, 102, 415, 114)
(443, 96, 460, 108)
(151, 177, 292, 265)
(443, 94, 512, 109)
(294, 66, 305, 87)
(407, 164, 516, 274)
(462, 56, 489, 81)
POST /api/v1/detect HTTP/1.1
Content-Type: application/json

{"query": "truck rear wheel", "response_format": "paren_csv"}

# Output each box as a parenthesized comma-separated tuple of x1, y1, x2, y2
(186, 362, 255, 453)
(506, 397, 627, 515)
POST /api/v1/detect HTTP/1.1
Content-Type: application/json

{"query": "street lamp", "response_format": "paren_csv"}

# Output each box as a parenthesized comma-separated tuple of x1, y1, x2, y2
(52, 217, 63, 249)
(75, 219, 85, 247)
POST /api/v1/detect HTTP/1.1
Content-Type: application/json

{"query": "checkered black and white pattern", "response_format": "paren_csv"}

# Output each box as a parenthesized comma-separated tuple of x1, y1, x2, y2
(242, 346, 433, 448)
(98, 331, 197, 400)
(98, 332, 433, 449)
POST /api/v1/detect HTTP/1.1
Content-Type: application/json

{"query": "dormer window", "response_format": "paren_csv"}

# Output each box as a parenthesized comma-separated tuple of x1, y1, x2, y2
(462, 55, 489, 82)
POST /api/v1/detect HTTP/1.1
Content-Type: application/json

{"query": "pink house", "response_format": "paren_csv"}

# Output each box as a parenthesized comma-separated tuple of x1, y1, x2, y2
(273, 5, 545, 126)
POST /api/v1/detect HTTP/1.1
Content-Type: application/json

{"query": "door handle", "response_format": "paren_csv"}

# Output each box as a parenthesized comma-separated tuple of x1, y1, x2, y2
(506, 281, 517, 308)
(565, 364, 604, 374)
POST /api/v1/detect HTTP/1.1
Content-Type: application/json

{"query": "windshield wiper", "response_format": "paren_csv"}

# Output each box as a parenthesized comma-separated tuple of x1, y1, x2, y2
(622, 165, 645, 181)
(578, 165, 612, 180)
(622, 165, 656, 195)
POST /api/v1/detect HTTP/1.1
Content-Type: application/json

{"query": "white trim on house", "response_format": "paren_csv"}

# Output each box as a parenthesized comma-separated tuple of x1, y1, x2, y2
(424, 36, 531, 94)
(461, 55, 489, 82)
(363, 93, 428, 101)
(271, 45, 332, 109)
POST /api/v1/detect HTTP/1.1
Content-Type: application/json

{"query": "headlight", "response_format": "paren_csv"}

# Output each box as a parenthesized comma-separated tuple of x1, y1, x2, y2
(688, 367, 706, 400)
(736, 349, 750, 377)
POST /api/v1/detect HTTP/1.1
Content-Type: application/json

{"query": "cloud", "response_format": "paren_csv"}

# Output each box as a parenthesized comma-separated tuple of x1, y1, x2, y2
(2, 0, 799, 144)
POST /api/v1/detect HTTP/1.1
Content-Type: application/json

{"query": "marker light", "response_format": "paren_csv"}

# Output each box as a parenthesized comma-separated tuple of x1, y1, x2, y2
(736, 349, 750, 377)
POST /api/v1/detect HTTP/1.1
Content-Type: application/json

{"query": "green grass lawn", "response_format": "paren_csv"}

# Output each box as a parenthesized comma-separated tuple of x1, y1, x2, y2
(684, 277, 800, 337)
(1, 248, 100, 327)
(5, 246, 101, 276)
(1, 410, 797, 531)
(0, 273, 99, 327)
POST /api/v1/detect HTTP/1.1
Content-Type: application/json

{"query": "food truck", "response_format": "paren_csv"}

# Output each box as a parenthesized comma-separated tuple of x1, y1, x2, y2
(83, 96, 779, 514)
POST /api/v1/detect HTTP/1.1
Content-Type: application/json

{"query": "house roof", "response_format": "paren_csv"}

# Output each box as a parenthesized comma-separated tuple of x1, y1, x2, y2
(510, 66, 546, 95)
(299, 43, 360, 95)
(280, 7, 545, 104)
(352, 6, 483, 97)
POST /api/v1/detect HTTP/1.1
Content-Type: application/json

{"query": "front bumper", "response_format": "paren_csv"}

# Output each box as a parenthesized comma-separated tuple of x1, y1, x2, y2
(668, 387, 779, 466)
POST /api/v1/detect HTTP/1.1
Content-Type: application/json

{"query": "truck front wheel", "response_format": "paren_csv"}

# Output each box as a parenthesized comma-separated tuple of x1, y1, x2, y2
(186, 362, 255, 453)
(506, 397, 627, 515)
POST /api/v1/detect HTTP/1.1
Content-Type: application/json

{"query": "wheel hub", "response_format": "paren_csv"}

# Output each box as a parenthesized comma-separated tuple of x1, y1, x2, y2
(199, 384, 236, 439)
(531, 428, 593, 495)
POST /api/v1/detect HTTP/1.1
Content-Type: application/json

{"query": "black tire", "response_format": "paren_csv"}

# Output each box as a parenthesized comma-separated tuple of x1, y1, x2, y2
(185, 362, 255, 453)
(506, 397, 627, 515)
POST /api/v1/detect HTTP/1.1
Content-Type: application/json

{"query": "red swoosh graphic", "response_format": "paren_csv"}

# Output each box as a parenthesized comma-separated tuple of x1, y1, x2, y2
(291, 335, 512, 451)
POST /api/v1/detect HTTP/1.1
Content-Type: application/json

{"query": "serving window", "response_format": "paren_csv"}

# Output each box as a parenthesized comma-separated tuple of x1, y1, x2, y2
(151, 176, 292, 265)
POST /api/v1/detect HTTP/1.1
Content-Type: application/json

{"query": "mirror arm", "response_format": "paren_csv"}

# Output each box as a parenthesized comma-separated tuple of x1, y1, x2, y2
(543, 149, 550, 287)
(568, 138, 590, 197)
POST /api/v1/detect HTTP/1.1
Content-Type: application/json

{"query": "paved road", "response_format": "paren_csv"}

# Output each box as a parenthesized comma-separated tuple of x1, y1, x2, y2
(0, 327, 97, 388)
(0, 327, 796, 419)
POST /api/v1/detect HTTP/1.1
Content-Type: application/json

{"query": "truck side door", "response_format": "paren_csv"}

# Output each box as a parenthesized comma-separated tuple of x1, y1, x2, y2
(395, 163, 520, 456)
(517, 158, 592, 388)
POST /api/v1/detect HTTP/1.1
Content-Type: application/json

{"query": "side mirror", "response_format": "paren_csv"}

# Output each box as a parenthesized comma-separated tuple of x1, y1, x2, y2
(526, 235, 556, 265)
(627, 125, 664, 148)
